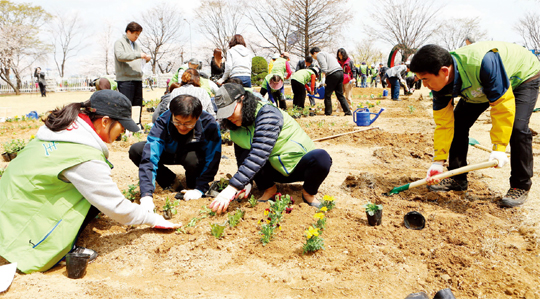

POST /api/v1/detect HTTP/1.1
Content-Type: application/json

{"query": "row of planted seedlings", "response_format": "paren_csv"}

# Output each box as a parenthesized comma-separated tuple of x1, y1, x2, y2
(1, 136, 33, 162)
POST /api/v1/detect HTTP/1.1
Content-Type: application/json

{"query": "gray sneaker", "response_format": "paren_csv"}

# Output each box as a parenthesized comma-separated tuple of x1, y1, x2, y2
(427, 178, 468, 192)
(500, 188, 529, 208)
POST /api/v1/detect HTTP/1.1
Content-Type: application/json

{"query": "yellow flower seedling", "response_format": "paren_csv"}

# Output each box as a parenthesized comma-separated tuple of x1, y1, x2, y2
(313, 212, 325, 220)
(320, 207, 328, 212)
(323, 195, 335, 202)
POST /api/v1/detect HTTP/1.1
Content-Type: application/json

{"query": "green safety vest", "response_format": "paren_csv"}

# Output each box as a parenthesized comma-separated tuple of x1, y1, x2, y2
(291, 69, 315, 84)
(200, 77, 213, 97)
(262, 73, 284, 92)
(230, 102, 316, 176)
(360, 65, 368, 75)
(451, 41, 540, 103)
(0, 138, 111, 273)
(270, 58, 287, 77)
(169, 65, 188, 87)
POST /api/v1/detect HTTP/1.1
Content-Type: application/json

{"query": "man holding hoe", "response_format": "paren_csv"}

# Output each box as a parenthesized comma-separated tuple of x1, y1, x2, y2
(411, 41, 540, 207)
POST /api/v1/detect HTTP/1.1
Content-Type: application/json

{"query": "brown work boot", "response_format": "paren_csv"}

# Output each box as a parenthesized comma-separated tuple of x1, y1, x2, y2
(500, 188, 529, 208)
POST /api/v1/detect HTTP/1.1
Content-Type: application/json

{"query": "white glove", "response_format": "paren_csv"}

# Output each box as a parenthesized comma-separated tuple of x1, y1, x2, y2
(153, 215, 182, 229)
(236, 183, 252, 200)
(426, 161, 444, 178)
(181, 189, 203, 201)
(139, 196, 155, 213)
(209, 185, 238, 214)
(489, 151, 509, 168)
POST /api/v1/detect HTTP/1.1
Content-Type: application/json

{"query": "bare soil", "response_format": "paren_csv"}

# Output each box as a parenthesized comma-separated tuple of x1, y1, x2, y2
(1, 87, 540, 299)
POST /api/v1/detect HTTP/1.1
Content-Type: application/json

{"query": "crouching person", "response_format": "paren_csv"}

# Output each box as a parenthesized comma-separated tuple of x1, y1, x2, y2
(209, 83, 332, 214)
(0, 90, 181, 274)
(129, 94, 221, 209)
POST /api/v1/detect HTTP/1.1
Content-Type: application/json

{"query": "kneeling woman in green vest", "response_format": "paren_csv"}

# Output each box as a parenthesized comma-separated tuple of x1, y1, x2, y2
(0, 90, 181, 274)
(209, 83, 333, 214)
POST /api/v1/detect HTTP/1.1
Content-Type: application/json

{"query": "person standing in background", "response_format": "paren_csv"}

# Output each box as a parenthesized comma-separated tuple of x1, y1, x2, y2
(217, 34, 254, 88)
(310, 47, 351, 116)
(336, 48, 355, 113)
(295, 56, 313, 71)
(34, 67, 46, 97)
(114, 21, 151, 127)
(210, 48, 225, 81)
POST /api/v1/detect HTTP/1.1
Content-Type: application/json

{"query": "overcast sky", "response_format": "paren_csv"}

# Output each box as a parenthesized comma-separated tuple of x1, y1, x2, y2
(14, 0, 540, 76)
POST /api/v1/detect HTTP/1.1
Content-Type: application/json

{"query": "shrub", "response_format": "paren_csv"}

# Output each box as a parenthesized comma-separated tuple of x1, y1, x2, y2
(251, 56, 268, 87)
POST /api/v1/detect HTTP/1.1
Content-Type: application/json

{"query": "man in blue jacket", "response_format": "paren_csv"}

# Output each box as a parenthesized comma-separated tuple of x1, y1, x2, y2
(129, 95, 221, 210)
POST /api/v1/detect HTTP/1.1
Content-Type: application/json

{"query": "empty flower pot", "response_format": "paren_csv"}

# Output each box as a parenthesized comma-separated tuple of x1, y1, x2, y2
(366, 209, 382, 226)
(66, 252, 90, 279)
(404, 211, 426, 230)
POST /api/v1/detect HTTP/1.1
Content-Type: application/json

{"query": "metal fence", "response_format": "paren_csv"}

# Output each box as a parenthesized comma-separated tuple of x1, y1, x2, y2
(0, 73, 172, 94)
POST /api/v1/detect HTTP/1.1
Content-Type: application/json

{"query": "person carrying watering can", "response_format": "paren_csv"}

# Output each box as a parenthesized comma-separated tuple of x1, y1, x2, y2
(209, 83, 333, 214)
(0, 90, 181, 274)
(291, 66, 320, 108)
(411, 42, 540, 207)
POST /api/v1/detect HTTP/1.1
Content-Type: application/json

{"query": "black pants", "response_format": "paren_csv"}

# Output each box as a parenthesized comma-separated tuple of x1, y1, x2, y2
(260, 87, 286, 109)
(117, 81, 143, 106)
(291, 80, 308, 108)
(324, 70, 350, 115)
(234, 146, 332, 195)
(380, 73, 387, 88)
(38, 82, 46, 97)
(449, 77, 539, 190)
(129, 141, 202, 190)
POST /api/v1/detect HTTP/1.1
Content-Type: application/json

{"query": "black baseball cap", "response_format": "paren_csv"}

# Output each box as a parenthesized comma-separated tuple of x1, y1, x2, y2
(215, 83, 245, 119)
(89, 90, 140, 132)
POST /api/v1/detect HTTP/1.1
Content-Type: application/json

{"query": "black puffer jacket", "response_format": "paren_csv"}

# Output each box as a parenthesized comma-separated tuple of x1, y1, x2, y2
(228, 104, 283, 189)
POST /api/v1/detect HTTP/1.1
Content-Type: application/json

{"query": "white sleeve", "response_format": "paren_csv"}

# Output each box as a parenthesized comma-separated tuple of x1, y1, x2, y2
(202, 91, 216, 117)
(61, 160, 160, 226)
(208, 80, 219, 95)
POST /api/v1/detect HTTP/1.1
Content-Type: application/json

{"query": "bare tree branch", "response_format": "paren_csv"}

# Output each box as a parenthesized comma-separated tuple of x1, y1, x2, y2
(514, 12, 540, 51)
(434, 17, 487, 50)
(50, 11, 86, 78)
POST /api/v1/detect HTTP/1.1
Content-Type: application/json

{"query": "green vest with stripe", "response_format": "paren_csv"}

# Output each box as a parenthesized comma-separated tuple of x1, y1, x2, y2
(230, 102, 316, 176)
(262, 73, 284, 92)
(451, 41, 540, 103)
(0, 138, 110, 273)
(359, 64, 368, 75)
(291, 69, 315, 84)
(270, 58, 287, 77)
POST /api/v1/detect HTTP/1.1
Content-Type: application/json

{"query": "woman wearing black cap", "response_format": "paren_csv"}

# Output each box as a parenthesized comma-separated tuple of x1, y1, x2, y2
(0, 90, 181, 274)
(209, 83, 333, 214)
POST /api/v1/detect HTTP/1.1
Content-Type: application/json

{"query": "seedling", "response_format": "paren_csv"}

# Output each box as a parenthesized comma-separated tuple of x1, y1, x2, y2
(248, 194, 258, 208)
(216, 177, 229, 192)
(303, 226, 324, 254)
(162, 197, 179, 219)
(2, 139, 26, 154)
(313, 212, 326, 230)
(228, 209, 245, 227)
(122, 183, 139, 202)
(144, 123, 153, 134)
(258, 193, 293, 245)
(211, 222, 226, 239)
(200, 205, 216, 217)
(408, 105, 416, 114)
(317, 120, 325, 128)
(320, 195, 336, 211)
(363, 202, 383, 216)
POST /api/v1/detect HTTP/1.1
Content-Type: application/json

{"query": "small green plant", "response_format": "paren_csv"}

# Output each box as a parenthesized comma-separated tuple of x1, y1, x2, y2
(303, 226, 324, 254)
(200, 205, 216, 217)
(144, 123, 153, 133)
(376, 100, 381, 106)
(317, 120, 325, 128)
(211, 222, 227, 239)
(228, 209, 245, 227)
(122, 183, 139, 202)
(248, 194, 258, 208)
(320, 195, 336, 211)
(408, 105, 416, 114)
(258, 193, 293, 245)
(313, 211, 326, 230)
(162, 197, 179, 219)
(304, 122, 311, 129)
(121, 133, 128, 142)
(302, 107, 310, 117)
(365, 101, 375, 108)
(134, 131, 143, 142)
(2, 139, 26, 154)
(363, 202, 383, 216)
(216, 177, 229, 192)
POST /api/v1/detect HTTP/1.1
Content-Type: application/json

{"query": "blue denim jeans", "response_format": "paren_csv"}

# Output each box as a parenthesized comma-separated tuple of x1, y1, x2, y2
(361, 75, 367, 88)
(233, 76, 252, 88)
(388, 77, 400, 100)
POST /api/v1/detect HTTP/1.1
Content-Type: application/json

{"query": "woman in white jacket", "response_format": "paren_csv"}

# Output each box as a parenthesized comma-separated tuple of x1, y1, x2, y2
(217, 34, 254, 88)
(0, 90, 181, 274)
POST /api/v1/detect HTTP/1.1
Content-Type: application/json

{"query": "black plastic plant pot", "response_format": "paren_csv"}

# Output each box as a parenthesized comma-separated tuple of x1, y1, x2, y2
(1, 152, 10, 162)
(163, 210, 172, 220)
(405, 292, 429, 299)
(146, 107, 155, 112)
(206, 181, 221, 197)
(404, 211, 426, 230)
(9, 153, 17, 160)
(366, 209, 382, 226)
(66, 252, 90, 279)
